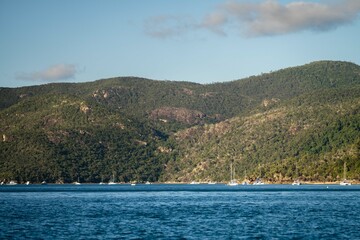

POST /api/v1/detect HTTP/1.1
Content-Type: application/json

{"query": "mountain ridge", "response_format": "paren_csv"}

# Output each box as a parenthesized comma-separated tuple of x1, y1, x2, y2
(1, 60, 359, 183)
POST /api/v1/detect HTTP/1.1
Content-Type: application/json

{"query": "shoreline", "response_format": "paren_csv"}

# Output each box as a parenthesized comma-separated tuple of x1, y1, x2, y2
(2, 181, 359, 185)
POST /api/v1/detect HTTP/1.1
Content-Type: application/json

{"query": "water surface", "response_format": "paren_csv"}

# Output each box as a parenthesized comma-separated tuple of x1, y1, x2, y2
(1, 184, 359, 239)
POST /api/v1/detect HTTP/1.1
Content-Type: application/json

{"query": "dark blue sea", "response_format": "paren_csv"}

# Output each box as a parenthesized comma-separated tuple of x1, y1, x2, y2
(1, 184, 360, 239)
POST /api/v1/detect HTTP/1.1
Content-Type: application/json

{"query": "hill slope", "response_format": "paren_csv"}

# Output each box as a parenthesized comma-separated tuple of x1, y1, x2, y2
(0, 61, 359, 183)
(161, 87, 360, 183)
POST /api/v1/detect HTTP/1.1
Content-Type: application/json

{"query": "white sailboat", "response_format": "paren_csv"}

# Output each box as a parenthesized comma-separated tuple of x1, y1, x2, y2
(253, 178, 265, 185)
(7, 180, 17, 185)
(108, 174, 117, 185)
(227, 162, 238, 186)
(292, 179, 301, 185)
(190, 181, 200, 184)
(340, 162, 351, 186)
(292, 165, 301, 185)
(73, 177, 81, 185)
(253, 164, 265, 185)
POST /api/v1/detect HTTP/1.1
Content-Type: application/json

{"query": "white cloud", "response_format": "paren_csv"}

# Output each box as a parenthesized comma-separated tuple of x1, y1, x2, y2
(200, 12, 228, 36)
(16, 64, 77, 82)
(144, 15, 195, 39)
(145, 0, 360, 38)
(219, 0, 360, 36)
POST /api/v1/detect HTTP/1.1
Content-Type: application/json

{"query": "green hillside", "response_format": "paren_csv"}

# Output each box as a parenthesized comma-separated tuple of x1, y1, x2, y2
(0, 94, 170, 183)
(161, 87, 360, 183)
(0, 61, 359, 183)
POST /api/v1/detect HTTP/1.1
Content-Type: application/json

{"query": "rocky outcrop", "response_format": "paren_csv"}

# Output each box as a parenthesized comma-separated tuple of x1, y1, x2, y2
(80, 102, 91, 114)
(262, 98, 280, 107)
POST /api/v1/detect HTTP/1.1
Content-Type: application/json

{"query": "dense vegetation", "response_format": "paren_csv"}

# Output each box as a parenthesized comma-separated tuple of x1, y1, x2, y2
(161, 87, 360, 183)
(0, 94, 172, 183)
(0, 61, 359, 183)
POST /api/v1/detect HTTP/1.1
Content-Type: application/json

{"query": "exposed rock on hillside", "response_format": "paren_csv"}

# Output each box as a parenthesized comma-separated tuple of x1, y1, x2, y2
(80, 102, 91, 114)
(149, 107, 206, 124)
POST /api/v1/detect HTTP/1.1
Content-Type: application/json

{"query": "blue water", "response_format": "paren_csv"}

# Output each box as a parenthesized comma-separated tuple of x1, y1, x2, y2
(1, 184, 360, 239)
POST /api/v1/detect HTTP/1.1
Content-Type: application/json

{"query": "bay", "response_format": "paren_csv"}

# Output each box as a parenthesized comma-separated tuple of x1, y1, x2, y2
(1, 184, 360, 239)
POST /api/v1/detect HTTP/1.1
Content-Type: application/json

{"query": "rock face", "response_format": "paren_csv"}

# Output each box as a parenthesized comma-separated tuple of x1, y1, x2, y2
(262, 98, 280, 107)
(80, 102, 91, 114)
(149, 107, 206, 124)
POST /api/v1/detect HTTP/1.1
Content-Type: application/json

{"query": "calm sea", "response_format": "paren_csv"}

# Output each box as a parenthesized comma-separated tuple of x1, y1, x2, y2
(1, 184, 360, 239)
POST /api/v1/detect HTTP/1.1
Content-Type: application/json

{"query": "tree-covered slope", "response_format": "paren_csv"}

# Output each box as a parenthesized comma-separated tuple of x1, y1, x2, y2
(0, 61, 359, 183)
(0, 94, 171, 183)
(161, 86, 360, 183)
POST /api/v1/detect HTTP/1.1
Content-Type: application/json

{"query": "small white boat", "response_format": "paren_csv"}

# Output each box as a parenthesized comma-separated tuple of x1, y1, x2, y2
(253, 164, 266, 185)
(7, 180, 17, 185)
(190, 181, 200, 184)
(253, 178, 265, 185)
(73, 177, 81, 185)
(131, 183, 136, 186)
(41, 181, 47, 185)
(340, 162, 351, 186)
(340, 180, 351, 186)
(108, 174, 117, 185)
(25, 181, 30, 185)
(227, 162, 238, 186)
(227, 180, 238, 186)
(292, 179, 301, 185)
(145, 181, 151, 185)
(208, 182, 217, 184)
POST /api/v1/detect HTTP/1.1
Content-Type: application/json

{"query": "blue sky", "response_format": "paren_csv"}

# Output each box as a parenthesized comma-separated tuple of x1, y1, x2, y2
(1, 0, 360, 88)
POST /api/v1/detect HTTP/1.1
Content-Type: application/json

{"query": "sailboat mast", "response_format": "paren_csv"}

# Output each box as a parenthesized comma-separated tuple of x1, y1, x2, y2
(259, 164, 262, 178)
(234, 165, 236, 180)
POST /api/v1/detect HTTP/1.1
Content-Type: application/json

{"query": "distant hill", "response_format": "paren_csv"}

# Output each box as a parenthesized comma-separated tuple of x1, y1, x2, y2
(1, 61, 359, 183)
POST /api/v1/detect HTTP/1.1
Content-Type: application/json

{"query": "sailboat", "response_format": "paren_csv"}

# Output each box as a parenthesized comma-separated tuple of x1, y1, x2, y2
(292, 164, 301, 185)
(253, 164, 265, 185)
(292, 179, 301, 186)
(99, 176, 105, 185)
(340, 162, 351, 186)
(108, 173, 117, 185)
(253, 178, 265, 185)
(7, 180, 17, 185)
(227, 162, 238, 186)
(73, 177, 81, 185)
(241, 170, 249, 185)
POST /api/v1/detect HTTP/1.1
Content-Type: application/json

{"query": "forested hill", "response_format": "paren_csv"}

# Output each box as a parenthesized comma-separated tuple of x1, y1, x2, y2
(2, 61, 359, 120)
(1, 61, 360, 183)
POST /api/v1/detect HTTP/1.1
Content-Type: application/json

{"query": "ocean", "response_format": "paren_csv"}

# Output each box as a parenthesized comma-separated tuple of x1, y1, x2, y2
(1, 184, 359, 239)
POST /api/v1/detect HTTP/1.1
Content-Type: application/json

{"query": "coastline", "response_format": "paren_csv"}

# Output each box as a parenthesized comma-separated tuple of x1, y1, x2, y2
(2, 181, 358, 185)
